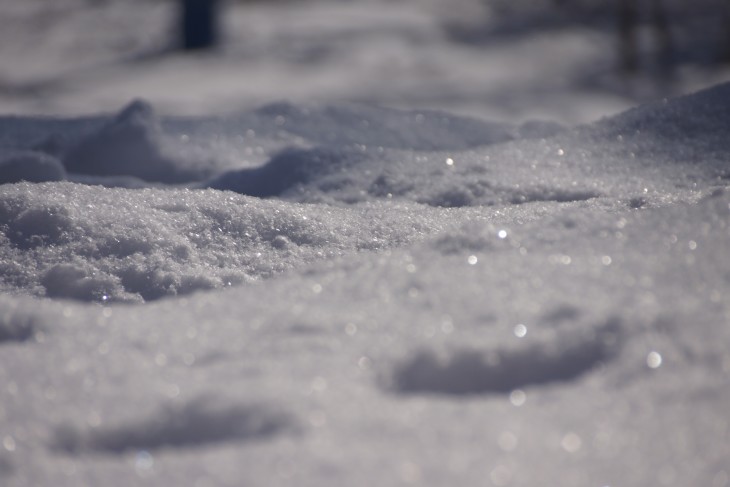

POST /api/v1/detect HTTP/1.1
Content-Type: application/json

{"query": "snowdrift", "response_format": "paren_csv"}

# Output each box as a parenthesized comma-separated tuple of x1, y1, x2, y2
(0, 83, 729, 486)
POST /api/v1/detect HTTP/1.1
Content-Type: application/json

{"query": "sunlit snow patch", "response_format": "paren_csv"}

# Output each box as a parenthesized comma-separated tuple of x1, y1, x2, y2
(0, 182, 474, 302)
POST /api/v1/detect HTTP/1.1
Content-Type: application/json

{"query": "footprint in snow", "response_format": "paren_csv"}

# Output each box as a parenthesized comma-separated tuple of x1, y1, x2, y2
(52, 396, 300, 454)
(389, 316, 622, 396)
(0, 309, 42, 344)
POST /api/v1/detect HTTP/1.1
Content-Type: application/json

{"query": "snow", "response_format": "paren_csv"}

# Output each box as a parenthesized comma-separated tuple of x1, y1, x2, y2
(1, 82, 728, 486)
(0, 180, 484, 302)
(4, 0, 729, 123)
(62, 99, 212, 184)
(1, 1, 730, 486)
(0, 151, 66, 185)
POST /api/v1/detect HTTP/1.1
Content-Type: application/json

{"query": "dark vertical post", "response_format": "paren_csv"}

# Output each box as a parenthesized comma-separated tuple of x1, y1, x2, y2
(723, 2, 730, 64)
(618, 0, 638, 73)
(181, 0, 219, 51)
(650, 0, 673, 71)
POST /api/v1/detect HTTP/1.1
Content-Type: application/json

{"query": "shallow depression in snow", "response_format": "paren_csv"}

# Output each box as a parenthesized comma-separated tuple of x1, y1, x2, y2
(52, 396, 300, 454)
(389, 316, 622, 395)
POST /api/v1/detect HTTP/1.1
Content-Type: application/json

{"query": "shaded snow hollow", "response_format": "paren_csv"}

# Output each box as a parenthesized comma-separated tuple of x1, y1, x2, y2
(0, 83, 729, 486)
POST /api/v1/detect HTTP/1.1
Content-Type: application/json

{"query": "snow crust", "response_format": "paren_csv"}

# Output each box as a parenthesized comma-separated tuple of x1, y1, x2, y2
(0, 82, 729, 486)
(0, 181, 485, 302)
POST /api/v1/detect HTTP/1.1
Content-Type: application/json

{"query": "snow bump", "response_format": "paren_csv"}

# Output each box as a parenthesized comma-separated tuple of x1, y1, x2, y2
(0, 181, 473, 303)
(62, 100, 211, 184)
(252, 102, 518, 151)
(0, 150, 66, 184)
(40, 264, 121, 302)
(2, 203, 74, 249)
(208, 147, 366, 198)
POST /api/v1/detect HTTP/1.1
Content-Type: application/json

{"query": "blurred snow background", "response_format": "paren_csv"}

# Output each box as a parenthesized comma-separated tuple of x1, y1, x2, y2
(1, 0, 729, 122)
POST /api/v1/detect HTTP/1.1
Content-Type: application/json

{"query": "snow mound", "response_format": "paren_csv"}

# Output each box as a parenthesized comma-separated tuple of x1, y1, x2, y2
(0, 150, 66, 184)
(2, 203, 75, 250)
(0, 100, 548, 190)
(53, 396, 299, 453)
(40, 264, 122, 302)
(3, 84, 730, 303)
(208, 147, 368, 199)
(250, 102, 519, 150)
(8, 83, 728, 206)
(594, 82, 730, 153)
(208, 83, 730, 206)
(0, 182, 477, 302)
(209, 145, 604, 206)
(62, 100, 214, 184)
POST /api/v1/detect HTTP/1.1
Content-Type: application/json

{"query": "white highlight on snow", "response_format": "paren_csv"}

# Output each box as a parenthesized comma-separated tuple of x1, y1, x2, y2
(490, 465, 513, 486)
(2, 436, 16, 452)
(497, 431, 519, 452)
(647, 351, 663, 369)
(509, 390, 527, 407)
(134, 450, 154, 476)
(514, 324, 527, 338)
(561, 432, 583, 453)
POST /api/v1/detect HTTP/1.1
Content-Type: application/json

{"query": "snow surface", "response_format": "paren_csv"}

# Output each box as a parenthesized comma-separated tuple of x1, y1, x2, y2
(1, 78, 729, 486)
(2, 0, 730, 485)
